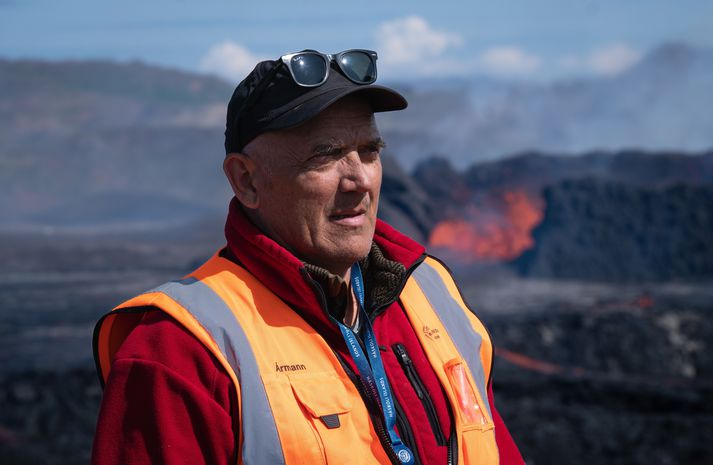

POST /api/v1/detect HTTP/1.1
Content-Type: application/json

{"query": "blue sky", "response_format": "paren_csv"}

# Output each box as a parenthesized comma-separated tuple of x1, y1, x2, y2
(1, 0, 711, 82)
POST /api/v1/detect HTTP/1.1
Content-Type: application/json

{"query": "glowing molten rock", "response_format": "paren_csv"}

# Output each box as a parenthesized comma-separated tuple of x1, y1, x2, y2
(428, 190, 543, 262)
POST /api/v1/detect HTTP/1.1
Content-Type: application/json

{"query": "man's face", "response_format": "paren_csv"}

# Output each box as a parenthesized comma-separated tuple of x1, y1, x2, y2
(244, 97, 383, 275)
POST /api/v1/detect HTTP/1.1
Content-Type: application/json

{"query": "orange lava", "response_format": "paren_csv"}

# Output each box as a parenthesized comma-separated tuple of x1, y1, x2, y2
(635, 295, 655, 309)
(495, 348, 563, 375)
(428, 190, 543, 262)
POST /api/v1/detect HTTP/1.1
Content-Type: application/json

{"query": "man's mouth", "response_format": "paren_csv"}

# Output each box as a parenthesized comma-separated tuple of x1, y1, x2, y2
(330, 209, 367, 221)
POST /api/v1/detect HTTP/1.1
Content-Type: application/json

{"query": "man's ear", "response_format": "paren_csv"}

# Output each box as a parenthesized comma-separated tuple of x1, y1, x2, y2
(223, 153, 259, 209)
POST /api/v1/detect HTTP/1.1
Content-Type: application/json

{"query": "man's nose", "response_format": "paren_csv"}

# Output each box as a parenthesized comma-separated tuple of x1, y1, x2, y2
(339, 151, 374, 193)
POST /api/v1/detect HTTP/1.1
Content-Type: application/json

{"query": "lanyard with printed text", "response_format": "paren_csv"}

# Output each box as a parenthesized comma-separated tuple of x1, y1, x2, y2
(332, 263, 415, 465)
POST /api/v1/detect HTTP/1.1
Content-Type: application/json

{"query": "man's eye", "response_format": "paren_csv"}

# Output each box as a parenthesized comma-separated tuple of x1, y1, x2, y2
(312, 150, 341, 161)
(304, 150, 341, 169)
(362, 145, 382, 157)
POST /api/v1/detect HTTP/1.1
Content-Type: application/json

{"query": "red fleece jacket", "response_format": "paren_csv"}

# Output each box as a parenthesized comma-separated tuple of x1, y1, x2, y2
(91, 199, 524, 465)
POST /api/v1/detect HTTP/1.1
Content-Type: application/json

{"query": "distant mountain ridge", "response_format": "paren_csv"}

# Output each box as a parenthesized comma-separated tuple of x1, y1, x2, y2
(0, 59, 232, 104)
(0, 60, 232, 142)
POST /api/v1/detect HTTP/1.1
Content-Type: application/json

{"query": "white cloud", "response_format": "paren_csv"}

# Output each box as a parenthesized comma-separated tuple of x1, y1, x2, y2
(559, 43, 642, 76)
(588, 43, 642, 75)
(478, 46, 541, 76)
(375, 16, 463, 76)
(199, 41, 267, 82)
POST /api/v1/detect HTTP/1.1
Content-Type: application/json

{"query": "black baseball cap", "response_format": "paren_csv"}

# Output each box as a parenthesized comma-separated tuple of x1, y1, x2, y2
(224, 57, 408, 154)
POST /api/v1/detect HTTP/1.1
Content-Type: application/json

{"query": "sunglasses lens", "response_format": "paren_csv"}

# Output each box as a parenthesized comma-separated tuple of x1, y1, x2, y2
(289, 53, 328, 86)
(338, 51, 376, 84)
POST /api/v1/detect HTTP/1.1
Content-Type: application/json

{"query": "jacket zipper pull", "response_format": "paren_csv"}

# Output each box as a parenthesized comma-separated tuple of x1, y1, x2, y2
(393, 344, 426, 400)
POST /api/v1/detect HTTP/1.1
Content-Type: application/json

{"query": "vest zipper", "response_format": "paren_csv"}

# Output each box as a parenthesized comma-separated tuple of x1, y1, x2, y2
(392, 343, 448, 446)
(447, 426, 458, 465)
(393, 393, 423, 465)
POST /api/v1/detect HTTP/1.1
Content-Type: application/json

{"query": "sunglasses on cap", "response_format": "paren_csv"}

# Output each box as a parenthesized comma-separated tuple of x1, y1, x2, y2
(280, 49, 378, 87)
(228, 48, 384, 152)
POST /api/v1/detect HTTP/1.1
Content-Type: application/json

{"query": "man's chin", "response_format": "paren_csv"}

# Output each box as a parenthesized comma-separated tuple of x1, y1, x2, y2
(341, 242, 374, 267)
(310, 241, 373, 275)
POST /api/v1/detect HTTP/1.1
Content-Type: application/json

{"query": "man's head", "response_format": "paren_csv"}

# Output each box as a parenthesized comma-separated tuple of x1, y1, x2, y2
(223, 50, 407, 276)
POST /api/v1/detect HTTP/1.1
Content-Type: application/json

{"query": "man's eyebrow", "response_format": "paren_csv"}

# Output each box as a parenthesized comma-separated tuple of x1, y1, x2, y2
(310, 137, 386, 156)
(368, 137, 387, 149)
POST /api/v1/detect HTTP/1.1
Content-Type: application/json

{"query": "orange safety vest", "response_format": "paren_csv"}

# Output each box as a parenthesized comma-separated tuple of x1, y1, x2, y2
(95, 253, 500, 465)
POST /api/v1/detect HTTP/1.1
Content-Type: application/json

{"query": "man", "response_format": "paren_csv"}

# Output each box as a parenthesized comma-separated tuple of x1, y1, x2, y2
(92, 49, 524, 465)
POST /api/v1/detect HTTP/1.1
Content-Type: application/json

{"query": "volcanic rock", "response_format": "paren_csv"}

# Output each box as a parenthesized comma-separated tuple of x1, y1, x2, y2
(514, 178, 713, 281)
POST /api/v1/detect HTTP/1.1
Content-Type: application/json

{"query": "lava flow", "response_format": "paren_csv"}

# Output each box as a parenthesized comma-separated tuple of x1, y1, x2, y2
(428, 190, 544, 262)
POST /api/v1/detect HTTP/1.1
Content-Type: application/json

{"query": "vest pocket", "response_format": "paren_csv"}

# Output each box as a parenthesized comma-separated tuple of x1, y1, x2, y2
(443, 359, 492, 431)
(288, 373, 360, 464)
(443, 360, 499, 465)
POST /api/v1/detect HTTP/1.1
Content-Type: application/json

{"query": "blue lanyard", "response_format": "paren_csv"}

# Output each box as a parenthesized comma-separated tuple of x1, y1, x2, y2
(332, 263, 415, 465)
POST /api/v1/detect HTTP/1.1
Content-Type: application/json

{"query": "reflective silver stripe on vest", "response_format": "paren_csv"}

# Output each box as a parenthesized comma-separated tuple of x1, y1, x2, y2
(147, 278, 286, 465)
(411, 261, 493, 419)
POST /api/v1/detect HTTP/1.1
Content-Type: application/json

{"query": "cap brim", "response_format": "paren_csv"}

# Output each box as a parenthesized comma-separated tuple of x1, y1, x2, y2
(263, 85, 408, 132)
